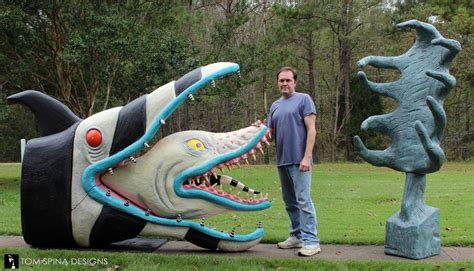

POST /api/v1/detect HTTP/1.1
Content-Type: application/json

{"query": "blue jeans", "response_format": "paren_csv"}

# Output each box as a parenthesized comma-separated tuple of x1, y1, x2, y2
(278, 164, 319, 245)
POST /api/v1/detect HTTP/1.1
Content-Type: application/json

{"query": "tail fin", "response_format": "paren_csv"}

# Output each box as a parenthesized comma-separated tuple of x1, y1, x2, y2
(7, 90, 81, 136)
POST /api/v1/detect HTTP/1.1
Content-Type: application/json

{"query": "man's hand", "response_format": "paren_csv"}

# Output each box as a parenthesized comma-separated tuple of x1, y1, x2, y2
(299, 157, 312, 172)
(252, 119, 273, 141)
(252, 119, 266, 127)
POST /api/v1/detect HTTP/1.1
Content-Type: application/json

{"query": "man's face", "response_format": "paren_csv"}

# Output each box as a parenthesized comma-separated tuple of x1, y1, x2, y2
(278, 70, 296, 97)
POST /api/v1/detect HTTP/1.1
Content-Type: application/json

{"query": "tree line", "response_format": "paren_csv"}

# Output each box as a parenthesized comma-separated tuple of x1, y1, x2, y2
(1, 0, 472, 163)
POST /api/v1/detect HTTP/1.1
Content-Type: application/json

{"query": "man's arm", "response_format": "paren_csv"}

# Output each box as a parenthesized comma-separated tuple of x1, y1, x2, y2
(299, 114, 316, 172)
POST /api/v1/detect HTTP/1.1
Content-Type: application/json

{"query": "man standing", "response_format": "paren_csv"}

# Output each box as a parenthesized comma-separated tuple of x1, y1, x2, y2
(267, 66, 320, 256)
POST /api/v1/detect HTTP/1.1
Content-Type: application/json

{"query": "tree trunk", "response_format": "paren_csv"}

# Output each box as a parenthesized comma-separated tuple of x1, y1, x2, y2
(305, 32, 318, 163)
(50, 3, 75, 112)
(206, 103, 212, 132)
(215, 100, 221, 132)
(262, 72, 270, 164)
(224, 97, 232, 132)
(463, 87, 470, 159)
(341, 0, 353, 161)
(306, 33, 316, 101)
(182, 103, 190, 131)
(331, 32, 339, 162)
(251, 87, 256, 123)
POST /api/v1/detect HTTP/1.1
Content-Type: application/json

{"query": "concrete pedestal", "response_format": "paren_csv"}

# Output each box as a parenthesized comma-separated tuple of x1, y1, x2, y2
(384, 173, 440, 259)
(385, 206, 440, 259)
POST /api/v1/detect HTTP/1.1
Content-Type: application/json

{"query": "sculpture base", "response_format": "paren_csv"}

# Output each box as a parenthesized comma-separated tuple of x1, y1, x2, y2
(384, 206, 440, 259)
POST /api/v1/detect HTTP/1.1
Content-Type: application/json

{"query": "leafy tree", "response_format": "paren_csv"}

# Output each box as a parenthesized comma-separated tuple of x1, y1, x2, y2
(1, 1, 196, 117)
(0, 1, 198, 160)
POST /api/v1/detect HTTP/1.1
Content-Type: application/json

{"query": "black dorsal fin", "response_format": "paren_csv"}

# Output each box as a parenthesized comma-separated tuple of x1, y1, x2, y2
(7, 90, 81, 136)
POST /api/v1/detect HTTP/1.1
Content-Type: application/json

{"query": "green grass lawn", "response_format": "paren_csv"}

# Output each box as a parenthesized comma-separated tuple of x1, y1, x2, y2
(1, 162, 473, 245)
(0, 163, 21, 235)
(1, 247, 473, 270)
(206, 162, 474, 246)
(1, 162, 473, 270)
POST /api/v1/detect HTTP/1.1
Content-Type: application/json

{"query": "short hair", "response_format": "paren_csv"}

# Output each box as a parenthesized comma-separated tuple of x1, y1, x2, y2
(276, 66, 297, 81)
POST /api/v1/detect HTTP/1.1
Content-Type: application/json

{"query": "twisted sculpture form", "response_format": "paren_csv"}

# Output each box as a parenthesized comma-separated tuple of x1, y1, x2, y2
(353, 20, 461, 259)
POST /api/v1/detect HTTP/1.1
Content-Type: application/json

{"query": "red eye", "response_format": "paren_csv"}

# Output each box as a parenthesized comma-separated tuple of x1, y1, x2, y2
(86, 129, 102, 147)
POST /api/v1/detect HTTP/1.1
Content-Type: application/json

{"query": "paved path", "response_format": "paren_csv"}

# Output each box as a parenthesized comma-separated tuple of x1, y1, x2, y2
(1, 236, 473, 262)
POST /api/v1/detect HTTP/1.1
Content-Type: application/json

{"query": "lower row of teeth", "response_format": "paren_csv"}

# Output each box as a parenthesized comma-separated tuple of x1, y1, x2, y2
(183, 175, 268, 204)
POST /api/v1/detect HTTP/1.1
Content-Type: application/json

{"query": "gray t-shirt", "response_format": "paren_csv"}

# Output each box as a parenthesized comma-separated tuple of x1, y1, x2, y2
(267, 92, 317, 167)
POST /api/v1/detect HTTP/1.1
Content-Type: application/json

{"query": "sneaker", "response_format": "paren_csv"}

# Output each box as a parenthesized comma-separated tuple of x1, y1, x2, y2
(277, 236, 303, 249)
(298, 244, 321, 256)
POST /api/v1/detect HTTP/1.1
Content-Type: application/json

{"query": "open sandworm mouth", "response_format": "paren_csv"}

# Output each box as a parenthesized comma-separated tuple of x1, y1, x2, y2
(90, 122, 272, 215)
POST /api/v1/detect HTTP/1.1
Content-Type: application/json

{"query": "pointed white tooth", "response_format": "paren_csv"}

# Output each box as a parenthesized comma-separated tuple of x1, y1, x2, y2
(252, 154, 257, 161)
(219, 168, 224, 173)
(259, 148, 265, 155)
(188, 94, 195, 101)
(236, 162, 241, 168)
(212, 183, 218, 187)
(237, 71, 241, 78)
(245, 159, 249, 165)
(264, 141, 270, 146)
(129, 156, 137, 163)
(108, 168, 114, 176)
(205, 176, 210, 183)
(213, 172, 218, 179)
(144, 142, 150, 148)
(160, 119, 166, 125)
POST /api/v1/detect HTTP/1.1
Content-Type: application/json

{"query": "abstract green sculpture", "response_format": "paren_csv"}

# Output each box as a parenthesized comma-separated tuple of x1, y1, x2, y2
(353, 20, 461, 259)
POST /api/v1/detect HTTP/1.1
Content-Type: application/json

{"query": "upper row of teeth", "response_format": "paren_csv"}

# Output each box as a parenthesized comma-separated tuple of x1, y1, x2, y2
(189, 130, 271, 183)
